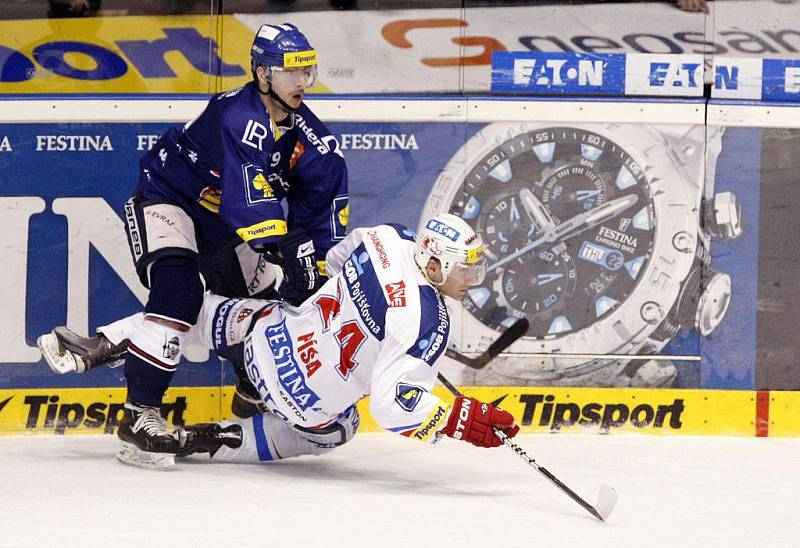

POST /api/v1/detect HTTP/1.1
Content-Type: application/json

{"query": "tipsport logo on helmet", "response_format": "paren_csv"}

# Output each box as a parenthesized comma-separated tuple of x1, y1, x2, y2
(251, 23, 315, 70)
(425, 219, 460, 242)
(284, 51, 317, 68)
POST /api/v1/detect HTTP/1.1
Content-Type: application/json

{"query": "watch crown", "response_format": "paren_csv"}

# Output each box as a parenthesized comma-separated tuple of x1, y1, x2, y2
(696, 270, 732, 336)
(704, 192, 743, 240)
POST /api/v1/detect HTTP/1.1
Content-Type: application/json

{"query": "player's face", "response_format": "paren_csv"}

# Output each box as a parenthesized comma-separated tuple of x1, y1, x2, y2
(271, 66, 316, 109)
(439, 260, 486, 300)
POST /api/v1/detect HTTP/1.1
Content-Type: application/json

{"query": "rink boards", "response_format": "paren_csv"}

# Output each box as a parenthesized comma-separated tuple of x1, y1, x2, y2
(1, 93, 799, 439)
(0, 385, 796, 437)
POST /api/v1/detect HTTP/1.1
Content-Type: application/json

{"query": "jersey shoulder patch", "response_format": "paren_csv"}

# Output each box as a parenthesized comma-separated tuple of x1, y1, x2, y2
(406, 285, 450, 366)
(384, 223, 416, 242)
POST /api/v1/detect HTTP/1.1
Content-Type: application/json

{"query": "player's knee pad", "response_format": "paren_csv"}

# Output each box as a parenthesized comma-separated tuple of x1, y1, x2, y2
(293, 405, 360, 449)
(145, 256, 204, 326)
(124, 196, 199, 288)
(128, 317, 187, 373)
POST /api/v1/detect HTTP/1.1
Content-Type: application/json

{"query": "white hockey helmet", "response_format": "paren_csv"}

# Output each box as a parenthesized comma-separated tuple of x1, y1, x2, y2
(415, 213, 486, 286)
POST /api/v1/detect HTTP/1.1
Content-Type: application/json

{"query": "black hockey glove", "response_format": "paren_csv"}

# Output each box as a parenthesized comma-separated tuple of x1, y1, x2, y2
(263, 229, 326, 306)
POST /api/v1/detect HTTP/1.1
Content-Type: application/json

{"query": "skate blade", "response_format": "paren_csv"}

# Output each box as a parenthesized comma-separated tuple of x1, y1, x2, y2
(37, 333, 82, 374)
(116, 442, 176, 471)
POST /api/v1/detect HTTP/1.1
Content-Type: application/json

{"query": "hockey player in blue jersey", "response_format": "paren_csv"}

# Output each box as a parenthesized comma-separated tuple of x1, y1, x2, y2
(37, 23, 348, 458)
(39, 214, 520, 469)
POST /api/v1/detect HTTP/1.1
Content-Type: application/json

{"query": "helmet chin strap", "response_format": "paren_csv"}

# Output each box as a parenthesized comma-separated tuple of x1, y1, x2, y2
(256, 78, 300, 113)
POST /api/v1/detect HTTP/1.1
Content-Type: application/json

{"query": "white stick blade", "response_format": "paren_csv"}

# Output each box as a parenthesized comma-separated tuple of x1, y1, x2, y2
(596, 485, 617, 521)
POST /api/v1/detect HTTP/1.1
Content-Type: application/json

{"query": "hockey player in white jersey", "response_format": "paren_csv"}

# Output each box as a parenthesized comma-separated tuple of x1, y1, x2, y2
(39, 213, 519, 468)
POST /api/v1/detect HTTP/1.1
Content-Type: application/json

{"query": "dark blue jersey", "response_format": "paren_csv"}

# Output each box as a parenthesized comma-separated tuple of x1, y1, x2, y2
(136, 81, 348, 256)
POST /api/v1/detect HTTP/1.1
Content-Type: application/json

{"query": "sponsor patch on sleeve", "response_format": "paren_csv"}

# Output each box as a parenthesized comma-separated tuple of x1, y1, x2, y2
(405, 403, 450, 442)
(236, 219, 287, 242)
(332, 196, 349, 240)
(407, 286, 450, 366)
(395, 383, 424, 412)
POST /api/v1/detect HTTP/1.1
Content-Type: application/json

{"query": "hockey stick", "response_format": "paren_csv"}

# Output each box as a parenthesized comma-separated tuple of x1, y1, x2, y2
(436, 372, 617, 522)
(444, 318, 529, 370)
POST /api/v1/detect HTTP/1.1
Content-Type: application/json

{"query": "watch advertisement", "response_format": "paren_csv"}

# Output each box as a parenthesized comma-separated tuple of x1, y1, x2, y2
(0, 117, 788, 393)
(343, 121, 752, 390)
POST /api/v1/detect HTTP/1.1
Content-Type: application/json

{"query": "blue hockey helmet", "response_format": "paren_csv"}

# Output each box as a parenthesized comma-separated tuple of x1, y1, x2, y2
(251, 23, 317, 73)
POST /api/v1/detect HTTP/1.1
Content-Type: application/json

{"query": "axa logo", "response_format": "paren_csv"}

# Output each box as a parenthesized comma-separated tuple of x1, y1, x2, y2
(385, 281, 406, 308)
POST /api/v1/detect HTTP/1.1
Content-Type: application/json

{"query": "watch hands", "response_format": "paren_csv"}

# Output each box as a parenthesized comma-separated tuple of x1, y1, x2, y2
(549, 193, 638, 243)
(519, 187, 555, 232)
(487, 194, 639, 273)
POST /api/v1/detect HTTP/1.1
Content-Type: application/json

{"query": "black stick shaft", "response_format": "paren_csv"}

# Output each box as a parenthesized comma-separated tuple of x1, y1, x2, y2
(444, 318, 529, 370)
(436, 372, 606, 521)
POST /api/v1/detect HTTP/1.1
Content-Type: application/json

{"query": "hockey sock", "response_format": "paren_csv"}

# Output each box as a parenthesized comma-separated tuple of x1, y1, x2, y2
(124, 320, 186, 407)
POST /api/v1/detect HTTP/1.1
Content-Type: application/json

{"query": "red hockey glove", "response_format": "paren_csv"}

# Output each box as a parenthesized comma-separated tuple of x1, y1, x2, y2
(442, 396, 519, 448)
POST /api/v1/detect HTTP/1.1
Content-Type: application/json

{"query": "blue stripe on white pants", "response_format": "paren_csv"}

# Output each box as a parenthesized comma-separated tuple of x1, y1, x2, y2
(252, 416, 274, 461)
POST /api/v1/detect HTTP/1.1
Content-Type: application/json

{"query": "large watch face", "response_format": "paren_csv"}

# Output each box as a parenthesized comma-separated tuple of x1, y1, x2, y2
(451, 127, 656, 339)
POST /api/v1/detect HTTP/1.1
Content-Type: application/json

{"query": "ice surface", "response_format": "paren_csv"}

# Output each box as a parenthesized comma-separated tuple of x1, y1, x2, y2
(0, 433, 798, 547)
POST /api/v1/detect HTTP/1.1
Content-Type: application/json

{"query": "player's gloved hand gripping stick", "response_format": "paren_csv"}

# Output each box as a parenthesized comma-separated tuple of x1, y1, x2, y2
(442, 395, 519, 448)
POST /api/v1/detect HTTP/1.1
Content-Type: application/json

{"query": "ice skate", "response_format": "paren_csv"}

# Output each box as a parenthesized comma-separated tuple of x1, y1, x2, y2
(37, 326, 127, 374)
(231, 376, 267, 419)
(116, 402, 182, 471)
(176, 423, 243, 457)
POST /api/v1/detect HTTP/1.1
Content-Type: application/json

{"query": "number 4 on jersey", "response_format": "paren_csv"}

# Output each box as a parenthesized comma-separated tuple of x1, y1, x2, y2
(313, 284, 366, 380)
(334, 321, 366, 380)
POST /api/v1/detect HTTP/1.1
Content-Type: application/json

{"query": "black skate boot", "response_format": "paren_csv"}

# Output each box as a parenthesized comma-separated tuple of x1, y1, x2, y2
(37, 326, 128, 374)
(116, 402, 182, 470)
(175, 423, 243, 458)
(231, 375, 267, 419)
(218, 342, 266, 419)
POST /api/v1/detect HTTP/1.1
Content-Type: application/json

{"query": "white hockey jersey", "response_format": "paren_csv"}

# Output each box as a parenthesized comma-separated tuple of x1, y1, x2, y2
(241, 224, 452, 442)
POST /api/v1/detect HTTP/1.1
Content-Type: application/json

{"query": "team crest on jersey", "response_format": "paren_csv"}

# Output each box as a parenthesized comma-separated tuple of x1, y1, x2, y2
(242, 163, 278, 206)
(162, 335, 180, 361)
(236, 308, 254, 324)
(332, 196, 349, 240)
(384, 281, 406, 307)
(395, 383, 424, 412)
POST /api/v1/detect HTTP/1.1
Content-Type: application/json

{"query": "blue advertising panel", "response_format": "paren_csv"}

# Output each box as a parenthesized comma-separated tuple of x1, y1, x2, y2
(0, 115, 762, 391)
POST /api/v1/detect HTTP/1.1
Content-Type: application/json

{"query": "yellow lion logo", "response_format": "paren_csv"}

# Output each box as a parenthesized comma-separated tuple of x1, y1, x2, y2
(252, 173, 274, 199)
